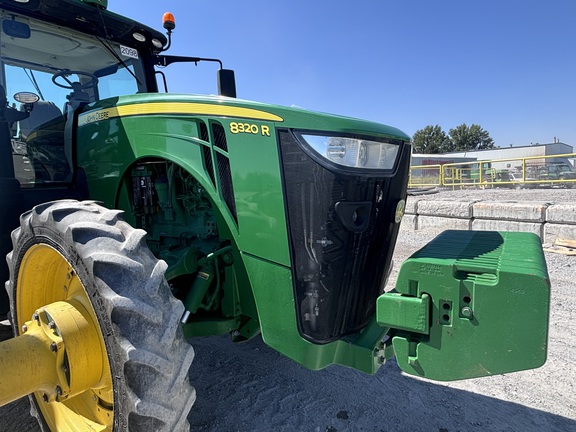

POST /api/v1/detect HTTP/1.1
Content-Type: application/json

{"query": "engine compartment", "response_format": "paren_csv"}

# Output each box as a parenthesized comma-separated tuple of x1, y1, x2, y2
(128, 159, 231, 317)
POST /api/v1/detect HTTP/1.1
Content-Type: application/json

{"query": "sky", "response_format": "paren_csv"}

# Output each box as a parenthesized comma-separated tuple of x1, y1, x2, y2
(111, 0, 576, 148)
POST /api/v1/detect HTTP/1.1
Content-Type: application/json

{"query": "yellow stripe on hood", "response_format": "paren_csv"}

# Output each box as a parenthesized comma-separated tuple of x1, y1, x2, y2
(78, 102, 284, 126)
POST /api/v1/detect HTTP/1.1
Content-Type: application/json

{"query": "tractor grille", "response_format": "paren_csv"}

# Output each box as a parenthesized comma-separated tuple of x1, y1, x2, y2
(199, 122, 216, 186)
(212, 123, 237, 222)
(278, 129, 410, 343)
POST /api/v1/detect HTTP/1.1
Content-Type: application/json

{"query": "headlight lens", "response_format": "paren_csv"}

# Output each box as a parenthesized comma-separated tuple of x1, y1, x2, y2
(299, 134, 400, 170)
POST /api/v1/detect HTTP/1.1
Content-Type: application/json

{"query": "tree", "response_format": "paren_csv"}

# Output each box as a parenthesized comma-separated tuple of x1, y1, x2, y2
(412, 125, 451, 154)
(448, 123, 495, 152)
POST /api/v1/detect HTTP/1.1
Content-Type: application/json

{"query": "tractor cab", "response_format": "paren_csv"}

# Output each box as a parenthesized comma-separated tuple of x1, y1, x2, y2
(0, 6, 235, 187)
(0, 1, 168, 317)
(1, 9, 152, 185)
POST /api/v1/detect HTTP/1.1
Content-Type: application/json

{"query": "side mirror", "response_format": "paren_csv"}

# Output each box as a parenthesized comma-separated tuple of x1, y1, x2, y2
(2, 18, 31, 39)
(14, 92, 40, 105)
(217, 69, 236, 98)
(0, 88, 32, 123)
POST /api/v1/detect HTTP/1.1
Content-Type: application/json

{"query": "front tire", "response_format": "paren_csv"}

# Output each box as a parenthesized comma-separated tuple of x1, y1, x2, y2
(5, 200, 196, 431)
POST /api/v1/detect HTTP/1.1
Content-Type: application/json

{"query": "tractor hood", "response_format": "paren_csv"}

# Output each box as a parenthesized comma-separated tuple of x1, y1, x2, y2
(78, 93, 410, 141)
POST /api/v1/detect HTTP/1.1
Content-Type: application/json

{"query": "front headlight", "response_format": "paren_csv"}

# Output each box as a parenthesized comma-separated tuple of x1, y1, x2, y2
(298, 134, 400, 170)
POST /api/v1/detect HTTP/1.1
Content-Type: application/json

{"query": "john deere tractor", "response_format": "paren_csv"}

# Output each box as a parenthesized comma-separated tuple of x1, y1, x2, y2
(0, 1, 550, 431)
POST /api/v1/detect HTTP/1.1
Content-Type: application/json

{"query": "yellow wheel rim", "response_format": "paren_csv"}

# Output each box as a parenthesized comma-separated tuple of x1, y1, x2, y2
(16, 244, 114, 431)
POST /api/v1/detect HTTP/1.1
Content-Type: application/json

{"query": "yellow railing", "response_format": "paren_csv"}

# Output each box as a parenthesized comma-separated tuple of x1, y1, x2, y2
(408, 153, 576, 189)
(408, 164, 442, 187)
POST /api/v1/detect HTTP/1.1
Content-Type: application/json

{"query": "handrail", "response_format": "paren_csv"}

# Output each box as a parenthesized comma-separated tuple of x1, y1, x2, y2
(408, 152, 576, 189)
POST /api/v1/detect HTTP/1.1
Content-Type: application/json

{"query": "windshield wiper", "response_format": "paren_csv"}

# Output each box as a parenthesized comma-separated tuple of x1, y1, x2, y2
(95, 35, 142, 86)
(24, 69, 45, 101)
(90, 7, 142, 87)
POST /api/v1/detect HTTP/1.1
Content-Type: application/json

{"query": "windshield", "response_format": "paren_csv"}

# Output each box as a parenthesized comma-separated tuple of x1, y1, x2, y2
(1, 12, 146, 104)
(1, 12, 147, 185)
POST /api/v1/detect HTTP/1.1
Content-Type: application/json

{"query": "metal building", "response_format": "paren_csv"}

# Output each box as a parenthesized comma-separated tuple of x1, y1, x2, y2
(441, 142, 574, 170)
(410, 154, 476, 166)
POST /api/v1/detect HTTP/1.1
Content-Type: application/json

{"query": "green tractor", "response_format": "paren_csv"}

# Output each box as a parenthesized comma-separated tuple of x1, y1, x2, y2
(530, 162, 575, 188)
(0, 1, 550, 431)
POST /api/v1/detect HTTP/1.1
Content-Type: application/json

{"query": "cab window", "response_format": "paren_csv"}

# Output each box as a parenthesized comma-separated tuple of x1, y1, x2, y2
(1, 12, 146, 185)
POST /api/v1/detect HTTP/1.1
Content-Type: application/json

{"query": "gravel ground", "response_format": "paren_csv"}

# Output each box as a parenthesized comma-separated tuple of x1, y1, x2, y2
(1, 188, 574, 432)
(407, 186, 575, 204)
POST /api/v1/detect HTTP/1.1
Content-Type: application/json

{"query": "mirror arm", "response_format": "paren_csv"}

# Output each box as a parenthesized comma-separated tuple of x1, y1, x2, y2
(155, 55, 223, 69)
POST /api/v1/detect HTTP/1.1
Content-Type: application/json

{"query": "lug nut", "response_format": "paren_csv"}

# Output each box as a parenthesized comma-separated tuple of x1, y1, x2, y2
(55, 386, 62, 396)
(42, 393, 49, 403)
(50, 342, 58, 352)
(21, 324, 27, 333)
(48, 321, 56, 330)
(32, 313, 39, 322)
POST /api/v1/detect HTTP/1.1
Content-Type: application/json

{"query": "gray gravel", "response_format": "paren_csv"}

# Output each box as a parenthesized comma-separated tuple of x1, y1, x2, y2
(408, 187, 575, 204)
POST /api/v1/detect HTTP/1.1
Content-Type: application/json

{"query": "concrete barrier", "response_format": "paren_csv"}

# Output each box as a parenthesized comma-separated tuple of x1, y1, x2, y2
(417, 200, 477, 218)
(472, 219, 543, 237)
(473, 202, 548, 222)
(547, 204, 576, 224)
(418, 215, 471, 230)
(402, 197, 576, 243)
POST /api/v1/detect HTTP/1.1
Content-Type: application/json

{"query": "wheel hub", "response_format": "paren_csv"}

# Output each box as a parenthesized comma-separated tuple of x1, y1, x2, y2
(14, 243, 114, 430)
